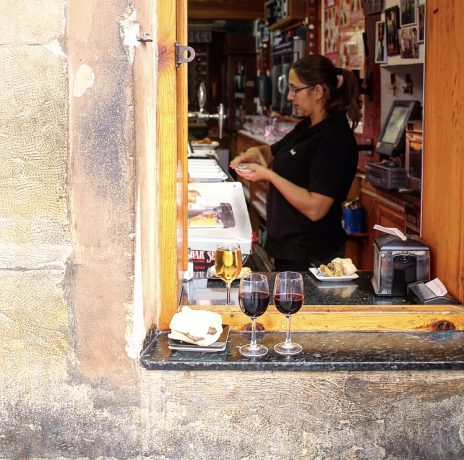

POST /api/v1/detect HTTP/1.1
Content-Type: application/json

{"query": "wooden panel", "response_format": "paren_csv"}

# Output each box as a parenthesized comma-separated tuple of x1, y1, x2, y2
(158, 0, 181, 330)
(359, 182, 406, 271)
(375, 202, 406, 233)
(133, 0, 158, 328)
(187, 304, 464, 331)
(422, 1, 464, 302)
(177, 0, 188, 272)
(188, 0, 264, 20)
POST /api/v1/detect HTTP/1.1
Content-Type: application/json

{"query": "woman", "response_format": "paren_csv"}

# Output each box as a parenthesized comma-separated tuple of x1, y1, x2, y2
(230, 54, 360, 271)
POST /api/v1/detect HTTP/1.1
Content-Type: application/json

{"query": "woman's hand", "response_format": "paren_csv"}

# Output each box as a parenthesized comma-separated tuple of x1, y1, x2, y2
(230, 146, 268, 170)
(234, 163, 274, 182)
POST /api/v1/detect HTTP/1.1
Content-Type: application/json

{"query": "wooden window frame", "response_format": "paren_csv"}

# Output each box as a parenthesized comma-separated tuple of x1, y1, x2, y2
(145, 0, 464, 335)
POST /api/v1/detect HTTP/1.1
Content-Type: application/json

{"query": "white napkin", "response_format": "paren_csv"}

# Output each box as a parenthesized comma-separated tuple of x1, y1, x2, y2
(373, 224, 407, 241)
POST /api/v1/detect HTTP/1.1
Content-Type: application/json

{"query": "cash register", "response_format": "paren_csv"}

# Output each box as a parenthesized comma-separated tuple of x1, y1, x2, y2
(366, 100, 421, 190)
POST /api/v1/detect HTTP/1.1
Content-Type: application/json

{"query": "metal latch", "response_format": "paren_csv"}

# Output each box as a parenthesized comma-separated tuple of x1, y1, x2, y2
(175, 42, 195, 67)
(137, 32, 153, 43)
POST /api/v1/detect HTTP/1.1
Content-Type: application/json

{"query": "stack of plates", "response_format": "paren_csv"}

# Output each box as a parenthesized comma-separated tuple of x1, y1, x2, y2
(188, 158, 228, 182)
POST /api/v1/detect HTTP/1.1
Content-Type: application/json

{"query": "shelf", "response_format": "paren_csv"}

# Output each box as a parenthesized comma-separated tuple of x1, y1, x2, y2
(381, 58, 424, 67)
(265, 0, 306, 31)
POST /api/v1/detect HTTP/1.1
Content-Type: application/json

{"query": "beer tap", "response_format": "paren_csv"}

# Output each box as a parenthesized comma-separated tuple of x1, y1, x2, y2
(188, 82, 227, 139)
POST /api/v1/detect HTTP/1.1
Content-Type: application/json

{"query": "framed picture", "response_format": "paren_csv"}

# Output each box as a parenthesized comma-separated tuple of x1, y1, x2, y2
(400, 0, 417, 27)
(398, 26, 419, 59)
(364, 0, 383, 15)
(375, 21, 387, 64)
(417, 4, 425, 43)
(385, 6, 400, 56)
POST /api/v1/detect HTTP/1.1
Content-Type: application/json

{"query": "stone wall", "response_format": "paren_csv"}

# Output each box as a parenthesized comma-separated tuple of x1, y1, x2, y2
(0, 0, 142, 457)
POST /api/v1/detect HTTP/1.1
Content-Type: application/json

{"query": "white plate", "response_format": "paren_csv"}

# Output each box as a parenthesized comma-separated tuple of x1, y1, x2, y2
(191, 141, 219, 149)
(236, 163, 252, 173)
(309, 267, 359, 282)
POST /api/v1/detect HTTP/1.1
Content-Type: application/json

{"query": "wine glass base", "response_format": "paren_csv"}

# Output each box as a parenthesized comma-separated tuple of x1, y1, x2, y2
(274, 342, 302, 355)
(239, 344, 268, 357)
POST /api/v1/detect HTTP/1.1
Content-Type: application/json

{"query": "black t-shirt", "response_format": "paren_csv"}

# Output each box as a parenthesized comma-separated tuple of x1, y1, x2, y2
(265, 111, 358, 262)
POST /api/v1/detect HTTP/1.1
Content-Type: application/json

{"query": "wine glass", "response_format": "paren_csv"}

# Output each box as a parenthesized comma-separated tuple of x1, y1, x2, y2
(238, 273, 270, 357)
(214, 243, 242, 305)
(273, 271, 304, 355)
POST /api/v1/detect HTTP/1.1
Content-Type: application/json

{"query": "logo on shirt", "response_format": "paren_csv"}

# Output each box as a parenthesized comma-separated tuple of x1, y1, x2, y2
(290, 148, 296, 156)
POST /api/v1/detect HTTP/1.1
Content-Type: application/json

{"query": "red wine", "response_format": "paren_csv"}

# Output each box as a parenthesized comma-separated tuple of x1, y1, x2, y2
(274, 293, 303, 315)
(239, 291, 269, 318)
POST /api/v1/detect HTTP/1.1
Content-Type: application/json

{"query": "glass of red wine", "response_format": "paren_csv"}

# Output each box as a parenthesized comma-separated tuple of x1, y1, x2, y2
(238, 273, 270, 357)
(273, 271, 304, 355)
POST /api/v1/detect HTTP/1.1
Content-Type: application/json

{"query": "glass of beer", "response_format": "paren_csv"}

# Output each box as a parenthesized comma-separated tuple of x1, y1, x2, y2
(215, 243, 242, 305)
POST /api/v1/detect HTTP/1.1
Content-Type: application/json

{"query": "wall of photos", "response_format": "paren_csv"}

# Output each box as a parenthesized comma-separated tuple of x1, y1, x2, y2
(377, 0, 426, 125)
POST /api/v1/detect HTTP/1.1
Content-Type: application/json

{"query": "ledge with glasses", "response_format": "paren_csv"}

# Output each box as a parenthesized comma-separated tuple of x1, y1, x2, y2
(140, 270, 464, 371)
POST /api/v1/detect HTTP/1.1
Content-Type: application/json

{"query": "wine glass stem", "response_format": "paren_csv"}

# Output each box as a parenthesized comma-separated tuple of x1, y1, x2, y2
(226, 282, 231, 305)
(285, 315, 292, 346)
(250, 317, 257, 348)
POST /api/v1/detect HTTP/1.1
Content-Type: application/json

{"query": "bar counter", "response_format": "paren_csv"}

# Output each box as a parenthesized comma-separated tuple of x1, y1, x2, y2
(181, 271, 413, 306)
(141, 271, 464, 371)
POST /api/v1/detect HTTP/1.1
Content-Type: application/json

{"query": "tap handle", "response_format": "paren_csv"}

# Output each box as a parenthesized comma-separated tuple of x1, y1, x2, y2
(217, 103, 226, 139)
(198, 82, 206, 112)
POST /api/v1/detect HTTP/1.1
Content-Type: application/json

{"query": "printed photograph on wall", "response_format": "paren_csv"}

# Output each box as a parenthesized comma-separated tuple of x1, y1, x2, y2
(375, 21, 387, 64)
(400, 0, 417, 27)
(417, 4, 425, 43)
(385, 6, 400, 56)
(398, 26, 419, 59)
(324, 2, 340, 53)
(340, 0, 351, 27)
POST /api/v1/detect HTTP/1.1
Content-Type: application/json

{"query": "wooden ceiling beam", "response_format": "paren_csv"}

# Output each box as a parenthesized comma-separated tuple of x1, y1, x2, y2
(188, 0, 264, 20)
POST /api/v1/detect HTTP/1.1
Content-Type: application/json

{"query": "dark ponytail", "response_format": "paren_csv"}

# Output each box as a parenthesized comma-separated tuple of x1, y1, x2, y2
(291, 54, 361, 127)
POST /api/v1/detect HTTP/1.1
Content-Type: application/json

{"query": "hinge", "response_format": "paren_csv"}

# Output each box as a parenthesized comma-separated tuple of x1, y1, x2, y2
(175, 42, 195, 68)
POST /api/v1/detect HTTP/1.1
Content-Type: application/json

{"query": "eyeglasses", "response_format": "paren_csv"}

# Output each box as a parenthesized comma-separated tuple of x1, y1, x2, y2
(288, 85, 313, 94)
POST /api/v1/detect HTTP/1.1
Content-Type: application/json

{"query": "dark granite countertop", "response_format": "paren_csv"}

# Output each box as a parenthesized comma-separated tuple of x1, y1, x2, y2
(140, 330, 464, 371)
(142, 271, 464, 371)
(182, 271, 414, 306)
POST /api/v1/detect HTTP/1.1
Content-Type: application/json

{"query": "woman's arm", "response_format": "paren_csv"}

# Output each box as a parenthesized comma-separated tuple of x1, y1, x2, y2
(269, 170, 334, 221)
(235, 164, 334, 222)
(230, 144, 273, 169)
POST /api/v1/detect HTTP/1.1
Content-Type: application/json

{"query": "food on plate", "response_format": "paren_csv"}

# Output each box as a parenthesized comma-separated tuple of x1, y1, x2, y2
(209, 266, 252, 279)
(169, 306, 223, 346)
(191, 137, 213, 145)
(188, 212, 221, 227)
(318, 257, 358, 277)
(188, 189, 201, 203)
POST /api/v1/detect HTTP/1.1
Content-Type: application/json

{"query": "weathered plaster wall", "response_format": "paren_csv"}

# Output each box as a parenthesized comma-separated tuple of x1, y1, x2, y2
(0, 0, 143, 457)
(141, 369, 464, 459)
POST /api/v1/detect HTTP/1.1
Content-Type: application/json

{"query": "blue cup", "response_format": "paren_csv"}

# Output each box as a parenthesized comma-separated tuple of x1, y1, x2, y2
(343, 208, 365, 233)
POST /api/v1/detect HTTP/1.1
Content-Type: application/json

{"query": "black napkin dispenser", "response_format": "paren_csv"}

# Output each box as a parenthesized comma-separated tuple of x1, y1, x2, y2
(371, 234, 430, 296)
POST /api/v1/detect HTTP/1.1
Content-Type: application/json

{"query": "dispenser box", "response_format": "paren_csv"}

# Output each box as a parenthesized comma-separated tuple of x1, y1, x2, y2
(371, 235, 430, 296)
